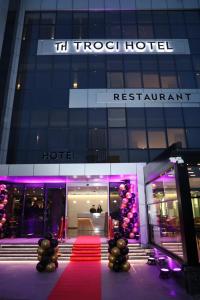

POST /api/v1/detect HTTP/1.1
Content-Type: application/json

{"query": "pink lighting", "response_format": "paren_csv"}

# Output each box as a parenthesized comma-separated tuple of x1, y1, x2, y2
(0, 174, 137, 184)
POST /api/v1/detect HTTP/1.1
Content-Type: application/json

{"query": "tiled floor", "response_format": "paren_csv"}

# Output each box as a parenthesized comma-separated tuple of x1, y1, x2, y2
(0, 261, 193, 300)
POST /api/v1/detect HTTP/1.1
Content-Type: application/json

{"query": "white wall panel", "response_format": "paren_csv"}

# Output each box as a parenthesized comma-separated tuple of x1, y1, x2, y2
(85, 164, 111, 176)
(111, 163, 137, 175)
(33, 164, 59, 176)
(9, 164, 34, 176)
(137, 163, 148, 246)
(0, 165, 9, 176)
(60, 164, 85, 176)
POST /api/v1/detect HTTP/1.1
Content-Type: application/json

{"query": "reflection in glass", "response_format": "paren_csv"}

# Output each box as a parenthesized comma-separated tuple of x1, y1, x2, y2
(23, 185, 44, 237)
(188, 166, 200, 262)
(146, 169, 183, 258)
(167, 128, 186, 148)
(148, 128, 166, 148)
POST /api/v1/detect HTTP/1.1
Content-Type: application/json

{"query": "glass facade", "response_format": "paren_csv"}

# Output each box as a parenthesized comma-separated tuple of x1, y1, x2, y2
(7, 10, 200, 164)
(146, 168, 183, 259)
(188, 164, 200, 262)
(4, 183, 66, 238)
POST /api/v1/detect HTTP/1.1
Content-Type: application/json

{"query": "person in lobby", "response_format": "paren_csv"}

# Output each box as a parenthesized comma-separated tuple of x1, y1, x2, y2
(90, 205, 96, 213)
(97, 204, 103, 213)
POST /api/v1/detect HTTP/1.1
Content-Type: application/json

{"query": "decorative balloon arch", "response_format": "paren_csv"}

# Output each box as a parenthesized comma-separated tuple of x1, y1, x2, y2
(118, 181, 139, 240)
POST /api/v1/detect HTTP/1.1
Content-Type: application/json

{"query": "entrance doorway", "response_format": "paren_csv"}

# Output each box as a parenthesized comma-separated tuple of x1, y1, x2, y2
(67, 183, 108, 237)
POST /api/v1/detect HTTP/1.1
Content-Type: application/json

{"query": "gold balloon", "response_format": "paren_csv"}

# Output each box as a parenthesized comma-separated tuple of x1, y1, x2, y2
(37, 247, 44, 255)
(117, 239, 126, 249)
(109, 254, 116, 263)
(41, 239, 50, 250)
(51, 255, 58, 263)
(38, 255, 42, 261)
(108, 262, 114, 269)
(122, 261, 131, 272)
(111, 247, 120, 257)
(46, 262, 56, 272)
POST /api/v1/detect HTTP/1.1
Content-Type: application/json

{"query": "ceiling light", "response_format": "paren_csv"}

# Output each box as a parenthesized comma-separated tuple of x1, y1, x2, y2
(73, 82, 78, 88)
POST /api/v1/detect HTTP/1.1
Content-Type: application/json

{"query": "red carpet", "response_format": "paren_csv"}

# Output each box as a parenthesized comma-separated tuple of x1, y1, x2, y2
(48, 236, 101, 300)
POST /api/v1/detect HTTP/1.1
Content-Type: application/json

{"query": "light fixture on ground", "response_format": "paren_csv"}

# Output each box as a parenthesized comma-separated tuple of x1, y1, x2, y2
(147, 257, 156, 265)
(157, 256, 167, 266)
(159, 268, 170, 279)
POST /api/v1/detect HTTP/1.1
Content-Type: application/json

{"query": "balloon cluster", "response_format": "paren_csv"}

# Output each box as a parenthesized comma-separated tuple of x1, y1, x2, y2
(36, 233, 59, 273)
(0, 184, 8, 231)
(108, 232, 131, 272)
(119, 182, 139, 239)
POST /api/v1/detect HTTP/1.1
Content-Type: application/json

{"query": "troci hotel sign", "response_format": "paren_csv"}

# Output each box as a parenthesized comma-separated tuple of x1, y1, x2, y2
(37, 39, 190, 55)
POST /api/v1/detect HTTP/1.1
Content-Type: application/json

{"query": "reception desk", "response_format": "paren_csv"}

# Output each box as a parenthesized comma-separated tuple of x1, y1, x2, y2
(77, 212, 106, 232)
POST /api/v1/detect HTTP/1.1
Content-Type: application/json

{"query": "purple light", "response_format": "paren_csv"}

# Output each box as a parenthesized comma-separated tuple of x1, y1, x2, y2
(0, 175, 137, 184)
(167, 256, 178, 270)
(161, 268, 170, 272)
(173, 267, 182, 272)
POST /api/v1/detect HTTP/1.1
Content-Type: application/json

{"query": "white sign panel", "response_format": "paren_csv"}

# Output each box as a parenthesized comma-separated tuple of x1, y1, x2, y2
(69, 89, 200, 108)
(37, 39, 190, 55)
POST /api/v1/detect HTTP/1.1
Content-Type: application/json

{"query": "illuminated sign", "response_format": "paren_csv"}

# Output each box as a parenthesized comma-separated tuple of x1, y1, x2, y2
(69, 89, 200, 108)
(37, 39, 190, 55)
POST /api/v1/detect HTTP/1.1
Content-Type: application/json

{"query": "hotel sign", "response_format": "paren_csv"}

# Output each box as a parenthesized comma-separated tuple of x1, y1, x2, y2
(37, 39, 190, 55)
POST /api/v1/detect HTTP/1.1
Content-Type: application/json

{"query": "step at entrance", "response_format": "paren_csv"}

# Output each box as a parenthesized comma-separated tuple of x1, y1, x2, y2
(0, 243, 150, 261)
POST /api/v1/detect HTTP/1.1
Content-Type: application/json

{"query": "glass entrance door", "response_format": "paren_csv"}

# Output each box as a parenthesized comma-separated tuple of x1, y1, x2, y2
(45, 184, 66, 236)
(67, 183, 108, 237)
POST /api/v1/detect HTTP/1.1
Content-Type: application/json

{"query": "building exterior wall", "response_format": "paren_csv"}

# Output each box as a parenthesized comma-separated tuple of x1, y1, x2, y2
(0, 0, 200, 254)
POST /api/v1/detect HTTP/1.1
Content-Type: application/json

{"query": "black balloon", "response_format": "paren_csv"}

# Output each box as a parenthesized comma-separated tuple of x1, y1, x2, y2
(125, 183, 130, 191)
(108, 239, 116, 248)
(131, 198, 135, 204)
(41, 256, 51, 266)
(117, 255, 126, 264)
(38, 238, 44, 247)
(123, 208, 128, 214)
(125, 228, 131, 234)
(114, 232, 122, 240)
(119, 227, 124, 234)
(44, 232, 54, 240)
(50, 239, 58, 248)
(121, 247, 129, 255)
(132, 193, 136, 198)
(113, 263, 121, 272)
(127, 203, 133, 210)
(125, 232, 129, 238)
(55, 261, 58, 269)
(46, 247, 55, 256)
(123, 238, 128, 245)
(36, 262, 45, 272)
(128, 223, 134, 230)
(108, 248, 112, 254)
